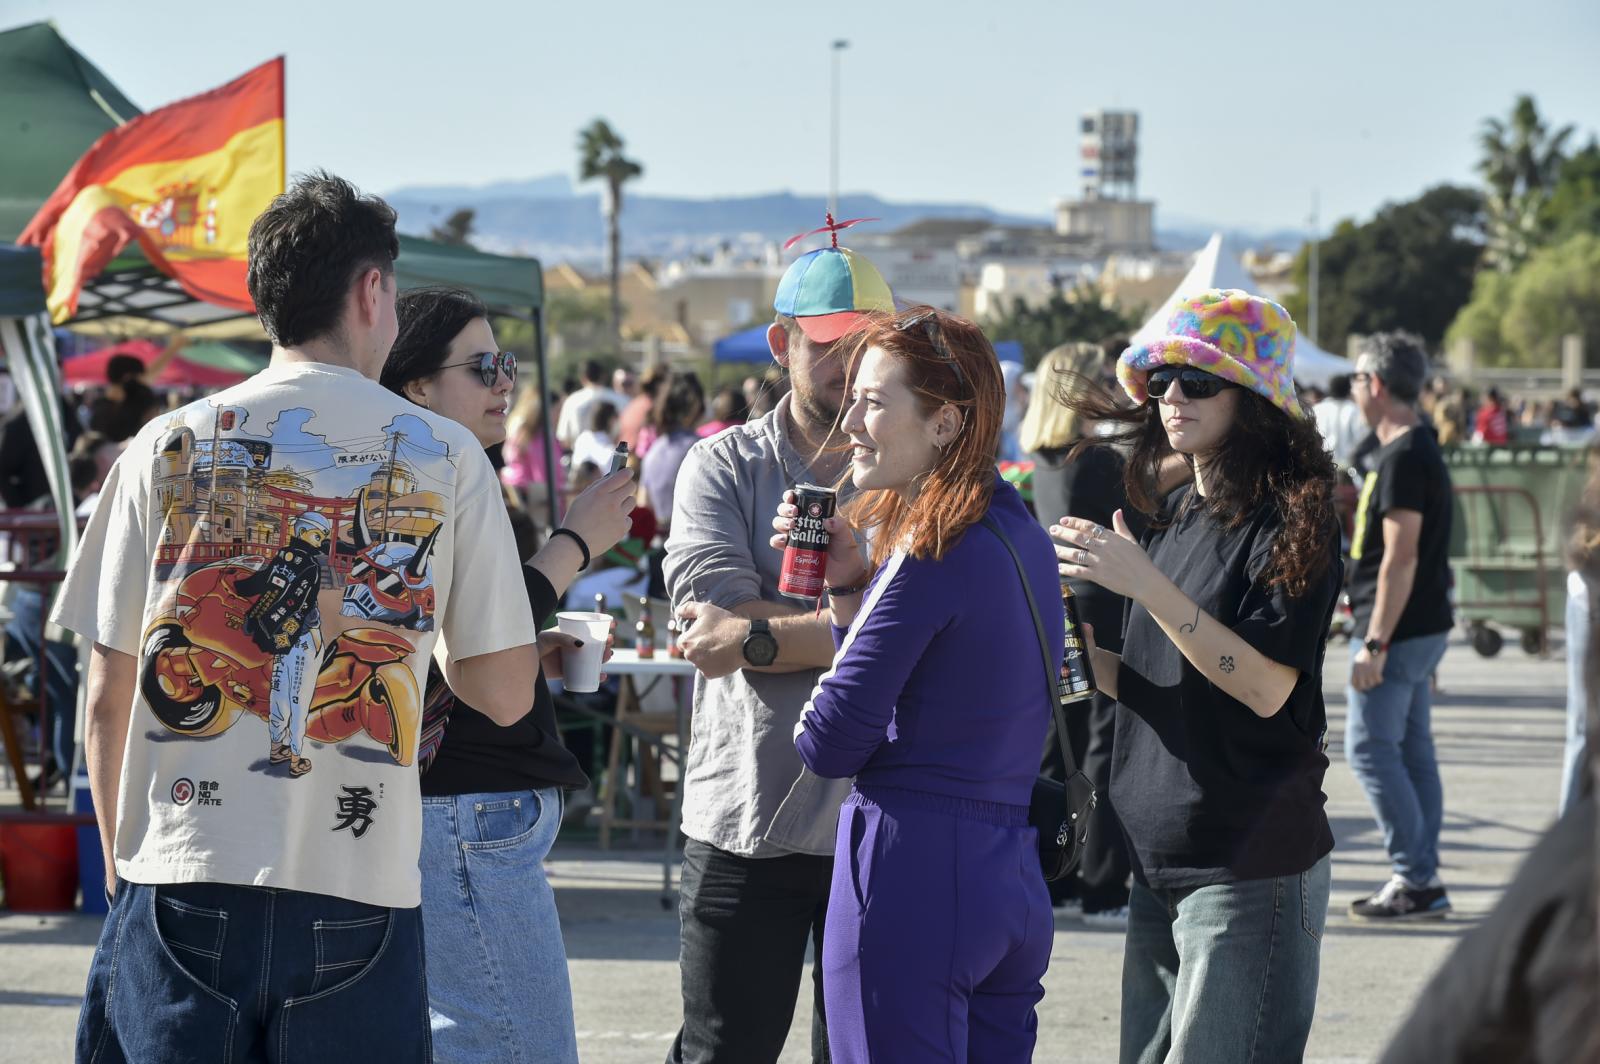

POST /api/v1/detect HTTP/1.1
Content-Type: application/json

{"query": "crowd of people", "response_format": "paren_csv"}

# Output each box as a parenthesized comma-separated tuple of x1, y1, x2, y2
(9, 169, 1595, 1063)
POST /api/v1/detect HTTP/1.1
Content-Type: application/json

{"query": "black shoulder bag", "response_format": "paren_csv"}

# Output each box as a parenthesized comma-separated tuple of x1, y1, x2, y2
(980, 515, 1099, 882)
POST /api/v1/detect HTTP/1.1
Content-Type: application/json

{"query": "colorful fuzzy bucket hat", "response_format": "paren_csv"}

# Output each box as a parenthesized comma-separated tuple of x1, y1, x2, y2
(1117, 288, 1304, 418)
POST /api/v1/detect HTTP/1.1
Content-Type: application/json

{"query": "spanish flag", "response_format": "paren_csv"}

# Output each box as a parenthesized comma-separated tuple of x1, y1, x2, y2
(19, 58, 284, 324)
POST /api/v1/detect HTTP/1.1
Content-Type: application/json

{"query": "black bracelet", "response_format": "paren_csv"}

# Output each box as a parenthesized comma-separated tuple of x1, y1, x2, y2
(548, 527, 591, 571)
(826, 574, 872, 598)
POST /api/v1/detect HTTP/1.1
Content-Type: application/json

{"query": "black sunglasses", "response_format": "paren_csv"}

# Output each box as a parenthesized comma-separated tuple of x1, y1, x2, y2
(1146, 366, 1238, 401)
(439, 351, 517, 388)
(894, 311, 966, 393)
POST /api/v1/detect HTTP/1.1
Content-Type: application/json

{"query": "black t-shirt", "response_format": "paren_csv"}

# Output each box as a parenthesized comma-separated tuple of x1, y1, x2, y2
(1379, 796, 1598, 1064)
(1111, 487, 1340, 888)
(1030, 443, 1145, 653)
(420, 564, 590, 796)
(1347, 426, 1454, 642)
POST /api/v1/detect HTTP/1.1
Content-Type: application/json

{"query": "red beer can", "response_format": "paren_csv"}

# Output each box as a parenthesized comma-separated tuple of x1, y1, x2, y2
(779, 484, 837, 599)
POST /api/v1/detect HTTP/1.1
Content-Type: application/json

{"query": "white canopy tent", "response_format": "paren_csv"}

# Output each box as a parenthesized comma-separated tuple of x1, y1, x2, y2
(1131, 233, 1354, 388)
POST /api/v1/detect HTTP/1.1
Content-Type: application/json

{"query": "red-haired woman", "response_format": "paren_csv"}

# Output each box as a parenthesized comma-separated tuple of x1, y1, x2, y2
(770, 307, 1061, 1062)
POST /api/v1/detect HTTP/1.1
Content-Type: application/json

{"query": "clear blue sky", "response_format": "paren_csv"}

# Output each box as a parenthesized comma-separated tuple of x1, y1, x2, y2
(16, 0, 1600, 233)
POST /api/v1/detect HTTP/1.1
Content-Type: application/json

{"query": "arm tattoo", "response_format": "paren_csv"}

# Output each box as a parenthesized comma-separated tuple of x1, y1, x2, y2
(1179, 603, 1201, 634)
(1219, 655, 1236, 673)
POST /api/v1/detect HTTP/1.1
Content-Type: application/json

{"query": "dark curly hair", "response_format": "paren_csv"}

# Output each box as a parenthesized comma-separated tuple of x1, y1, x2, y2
(1065, 381, 1338, 598)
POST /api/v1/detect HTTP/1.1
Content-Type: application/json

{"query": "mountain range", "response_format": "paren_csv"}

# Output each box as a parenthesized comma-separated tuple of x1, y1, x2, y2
(384, 174, 1311, 263)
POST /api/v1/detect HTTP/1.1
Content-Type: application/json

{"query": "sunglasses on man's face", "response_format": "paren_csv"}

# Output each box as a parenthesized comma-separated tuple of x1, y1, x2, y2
(1146, 367, 1238, 401)
(439, 351, 517, 388)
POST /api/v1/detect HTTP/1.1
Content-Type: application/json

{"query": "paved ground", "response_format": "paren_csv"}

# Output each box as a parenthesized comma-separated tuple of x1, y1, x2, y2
(0, 632, 1571, 1062)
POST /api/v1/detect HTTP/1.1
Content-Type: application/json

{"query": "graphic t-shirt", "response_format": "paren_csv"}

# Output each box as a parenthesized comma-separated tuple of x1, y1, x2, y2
(52, 362, 534, 909)
(1112, 488, 1341, 888)
(1347, 426, 1454, 642)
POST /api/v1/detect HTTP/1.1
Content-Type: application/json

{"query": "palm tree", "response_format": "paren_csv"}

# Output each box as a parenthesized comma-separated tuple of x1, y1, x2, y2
(578, 119, 644, 351)
(1478, 95, 1575, 270)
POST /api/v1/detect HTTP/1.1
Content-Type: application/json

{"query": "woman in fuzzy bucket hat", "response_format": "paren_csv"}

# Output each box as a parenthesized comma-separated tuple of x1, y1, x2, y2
(1044, 288, 1343, 1061)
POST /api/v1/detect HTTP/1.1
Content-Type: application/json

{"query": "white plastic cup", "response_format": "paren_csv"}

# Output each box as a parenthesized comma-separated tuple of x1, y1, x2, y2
(556, 611, 613, 693)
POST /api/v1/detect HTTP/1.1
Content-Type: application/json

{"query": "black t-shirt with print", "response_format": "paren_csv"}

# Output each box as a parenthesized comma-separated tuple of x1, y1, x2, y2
(420, 564, 590, 797)
(1347, 426, 1454, 642)
(1111, 487, 1341, 888)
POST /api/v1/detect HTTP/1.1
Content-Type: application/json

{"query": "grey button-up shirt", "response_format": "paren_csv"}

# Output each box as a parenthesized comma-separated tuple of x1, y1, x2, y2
(663, 394, 854, 857)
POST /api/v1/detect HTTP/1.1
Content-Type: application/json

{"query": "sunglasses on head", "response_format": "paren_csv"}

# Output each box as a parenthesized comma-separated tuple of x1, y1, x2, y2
(439, 350, 517, 388)
(1146, 366, 1238, 400)
(894, 311, 966, 393)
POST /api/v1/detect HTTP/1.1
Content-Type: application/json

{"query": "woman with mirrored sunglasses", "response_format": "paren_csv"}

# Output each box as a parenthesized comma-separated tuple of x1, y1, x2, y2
(381, 286, 638, 1063)
(1050, 289, 1341, 1063)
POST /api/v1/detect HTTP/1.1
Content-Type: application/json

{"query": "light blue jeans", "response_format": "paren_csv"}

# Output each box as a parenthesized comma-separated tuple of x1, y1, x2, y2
(420, 786, 579, 1064)
(1563, 574, 1592, 816)
(1120, 856, 1331, 1064)
(1345, 631, 1451, 884)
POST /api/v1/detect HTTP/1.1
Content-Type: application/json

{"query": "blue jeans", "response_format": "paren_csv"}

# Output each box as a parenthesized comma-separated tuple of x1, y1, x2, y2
(1120, 857, 1331, 1064)
(77, 881, 430, 1063)
(1562, 574, 1591, 816)
(419, 787, 578, 1064)
(1344, 631, 1450, 884)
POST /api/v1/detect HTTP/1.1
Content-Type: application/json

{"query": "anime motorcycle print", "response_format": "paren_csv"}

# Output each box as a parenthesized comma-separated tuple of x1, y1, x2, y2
(139, 556, 423, 767)
(339, 487, 439, 632)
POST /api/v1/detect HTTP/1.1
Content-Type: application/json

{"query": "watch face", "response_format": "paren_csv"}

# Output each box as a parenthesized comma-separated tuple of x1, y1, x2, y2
(744, 632, 778, 667)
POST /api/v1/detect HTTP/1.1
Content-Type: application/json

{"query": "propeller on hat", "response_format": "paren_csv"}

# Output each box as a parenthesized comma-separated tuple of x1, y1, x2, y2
(784, 212, 880, 251)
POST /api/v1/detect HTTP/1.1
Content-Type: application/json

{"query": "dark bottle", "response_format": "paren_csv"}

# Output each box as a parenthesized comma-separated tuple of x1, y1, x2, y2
(1059, 584, 1096, 705)
(666, 619, 683, 659)
(636, 597, 656, 658)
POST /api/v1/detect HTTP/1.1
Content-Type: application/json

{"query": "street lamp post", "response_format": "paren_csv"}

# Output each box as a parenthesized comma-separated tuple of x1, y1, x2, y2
(829, 39, 849, 218)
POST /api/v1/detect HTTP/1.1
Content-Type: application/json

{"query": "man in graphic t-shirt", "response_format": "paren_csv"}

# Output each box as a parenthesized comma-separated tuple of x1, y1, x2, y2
(1345, 331, 1455, 921)
(54, 172, 542, 1061)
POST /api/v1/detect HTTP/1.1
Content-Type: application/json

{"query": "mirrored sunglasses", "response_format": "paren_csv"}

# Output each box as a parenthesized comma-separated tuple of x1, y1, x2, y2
(440, 351, 517, 388)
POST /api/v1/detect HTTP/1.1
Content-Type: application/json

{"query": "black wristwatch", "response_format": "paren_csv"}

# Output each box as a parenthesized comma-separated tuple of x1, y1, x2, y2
(1363, 637, 1388, 656)
(742, 618, 778, 667)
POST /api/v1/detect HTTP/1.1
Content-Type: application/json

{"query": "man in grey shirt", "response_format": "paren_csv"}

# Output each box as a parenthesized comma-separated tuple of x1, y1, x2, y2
(663, 240, 894, 1064)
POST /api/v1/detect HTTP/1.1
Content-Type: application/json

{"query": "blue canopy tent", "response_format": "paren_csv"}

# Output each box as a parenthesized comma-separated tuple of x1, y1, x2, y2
(713, 324, 774, 363)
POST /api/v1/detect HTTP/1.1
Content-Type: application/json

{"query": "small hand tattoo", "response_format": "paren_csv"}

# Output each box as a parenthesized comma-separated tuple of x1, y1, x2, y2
(1219, 655, 1236, 674)
(1179, 604, 1201, 634)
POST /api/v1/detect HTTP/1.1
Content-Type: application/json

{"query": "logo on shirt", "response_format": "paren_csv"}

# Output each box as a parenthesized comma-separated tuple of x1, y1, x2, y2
(196, 779, 223, 807)
(333, 786, 378, 839)
(170, 778, 194, 805)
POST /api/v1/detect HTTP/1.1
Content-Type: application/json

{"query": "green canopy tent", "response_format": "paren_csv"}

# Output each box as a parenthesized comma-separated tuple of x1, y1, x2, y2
(0, 21, 559, 525)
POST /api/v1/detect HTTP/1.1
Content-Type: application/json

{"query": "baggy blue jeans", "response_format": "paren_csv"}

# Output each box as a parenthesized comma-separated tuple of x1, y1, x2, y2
(419, 786, 578, 1064)
(1344, 631, 1450, 884)
(1120, 856, 1331, 1064)
(76, 881, 430, 1063)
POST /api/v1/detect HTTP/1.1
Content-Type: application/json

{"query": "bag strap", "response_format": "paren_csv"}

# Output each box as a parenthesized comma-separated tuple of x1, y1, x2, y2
(979, 514, 1083, 779)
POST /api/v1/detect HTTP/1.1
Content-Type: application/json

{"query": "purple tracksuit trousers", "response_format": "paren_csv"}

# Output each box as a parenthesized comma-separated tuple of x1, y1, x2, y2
(822, 785, 1053, 1063)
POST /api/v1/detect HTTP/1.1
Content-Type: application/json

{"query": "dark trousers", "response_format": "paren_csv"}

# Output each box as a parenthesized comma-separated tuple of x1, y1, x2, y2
(1043, 690, 1132, 912)
(668, 839, 833, 1064)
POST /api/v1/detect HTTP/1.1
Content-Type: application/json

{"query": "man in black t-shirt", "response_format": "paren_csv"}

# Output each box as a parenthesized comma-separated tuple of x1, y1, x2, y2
(1345, 332, 1455, 920)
